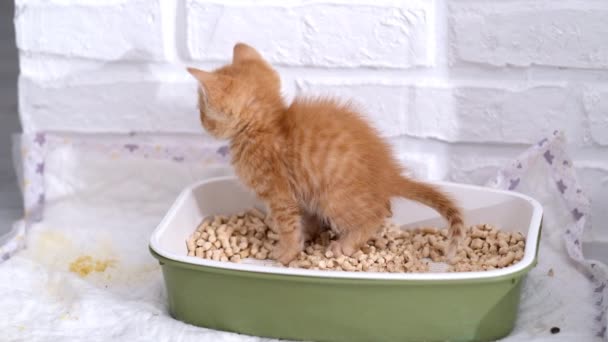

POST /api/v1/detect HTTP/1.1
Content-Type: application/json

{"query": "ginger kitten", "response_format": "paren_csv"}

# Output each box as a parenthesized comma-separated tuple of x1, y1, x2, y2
(187, 43, 464, 265)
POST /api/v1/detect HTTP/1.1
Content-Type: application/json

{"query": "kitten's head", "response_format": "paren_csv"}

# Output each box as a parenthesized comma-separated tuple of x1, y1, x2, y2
(187, 43, 282, 139)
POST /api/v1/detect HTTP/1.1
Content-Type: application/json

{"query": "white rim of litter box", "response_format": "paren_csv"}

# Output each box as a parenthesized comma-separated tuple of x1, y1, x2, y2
(150, 176, 543, 281)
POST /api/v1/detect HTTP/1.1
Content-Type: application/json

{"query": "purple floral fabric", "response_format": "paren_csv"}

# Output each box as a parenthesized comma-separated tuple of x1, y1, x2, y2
(0, 132, 230, 262)
(489, 130, 606, 339)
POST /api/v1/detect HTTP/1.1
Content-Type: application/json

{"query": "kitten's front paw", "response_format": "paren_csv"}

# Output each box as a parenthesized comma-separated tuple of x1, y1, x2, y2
(271, 240, 302, 265)
(329, 241, 343, 257)
(329, 240, 356, 257)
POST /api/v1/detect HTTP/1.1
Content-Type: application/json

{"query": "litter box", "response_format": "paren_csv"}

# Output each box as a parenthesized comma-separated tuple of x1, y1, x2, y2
(149, 171, 542, 342)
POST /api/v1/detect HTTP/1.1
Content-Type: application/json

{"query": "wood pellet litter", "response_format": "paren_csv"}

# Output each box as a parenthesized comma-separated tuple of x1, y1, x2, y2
(186, 209, 526, 273)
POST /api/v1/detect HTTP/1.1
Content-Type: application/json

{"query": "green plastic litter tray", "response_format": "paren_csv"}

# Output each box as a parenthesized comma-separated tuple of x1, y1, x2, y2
(150, 171, 543, 342)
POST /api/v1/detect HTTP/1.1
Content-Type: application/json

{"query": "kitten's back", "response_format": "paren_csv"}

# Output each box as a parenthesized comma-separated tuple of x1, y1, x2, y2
(281, 97, 402, 200)
(284, 97, 400, 171)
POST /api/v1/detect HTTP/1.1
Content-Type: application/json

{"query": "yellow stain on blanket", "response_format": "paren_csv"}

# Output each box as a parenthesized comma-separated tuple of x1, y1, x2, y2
(69, 256, 116, 277)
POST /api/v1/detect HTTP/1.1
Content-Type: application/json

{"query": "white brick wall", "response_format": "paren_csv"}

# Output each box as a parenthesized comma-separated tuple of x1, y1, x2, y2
(185, 1, 432, 67)
(449, 2, 608, 68)
(14, 0, 608, 240)
(16, 0, 166, 61)
(411, 85, 585, 144)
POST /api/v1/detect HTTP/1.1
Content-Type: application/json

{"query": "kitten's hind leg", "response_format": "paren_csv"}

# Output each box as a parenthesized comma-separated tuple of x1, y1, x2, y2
(329, 218, 383, 256)
(268, 200, 305, 265)
(327, 209, 386, 257)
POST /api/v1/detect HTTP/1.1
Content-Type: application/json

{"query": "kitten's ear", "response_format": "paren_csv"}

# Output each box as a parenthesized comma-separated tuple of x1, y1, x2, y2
(187, 67, 214, 85)
(233, 43, 263, 64)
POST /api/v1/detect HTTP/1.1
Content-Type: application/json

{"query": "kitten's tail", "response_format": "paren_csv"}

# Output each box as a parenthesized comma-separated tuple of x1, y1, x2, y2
(393, 177, 464, 261)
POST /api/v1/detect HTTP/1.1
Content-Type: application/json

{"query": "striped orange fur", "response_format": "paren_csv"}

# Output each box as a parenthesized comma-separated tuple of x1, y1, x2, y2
(188, 43, 463, 265)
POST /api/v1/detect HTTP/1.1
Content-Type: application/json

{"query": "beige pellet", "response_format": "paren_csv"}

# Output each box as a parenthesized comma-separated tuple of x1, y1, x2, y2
(488, 229, 498, 239)
(471, 228, 487, 239)
(498, 240, 509, 250)
(429, 249, 441, 262)
(186, 238, 196, 251)
(481, 244, 490, 254)
(263, 241, 275, 252)
(497, 232, 509, 242)
(464, 236, 472, 247)
(490, 256, 501, 266)
(465, 248, 479, 262)
(230, 255, 241, 263)
(471, 238, 484, 250)
(217, 224, 226, 234)
(422, 245, 430, 258)
(186, 212, 525, 273)
(498, 251, 516, 268)
(342, 261, 355, 271)
(228, 215, 237, 225)
(255, 251, 268, 260)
